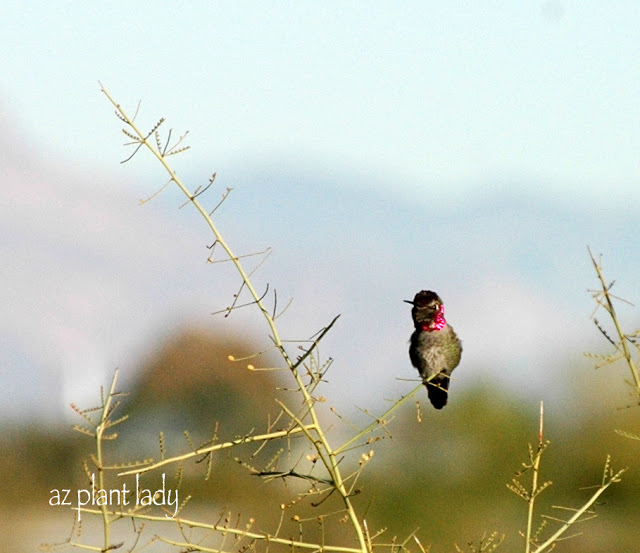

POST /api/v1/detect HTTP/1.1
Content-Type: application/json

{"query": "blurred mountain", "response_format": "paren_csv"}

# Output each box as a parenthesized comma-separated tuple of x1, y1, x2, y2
(2, 123, 639, 420)
(213, 162, 640, 408)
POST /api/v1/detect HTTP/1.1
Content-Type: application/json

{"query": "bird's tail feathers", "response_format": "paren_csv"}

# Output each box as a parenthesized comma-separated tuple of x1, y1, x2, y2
(424, 374, 450, 410)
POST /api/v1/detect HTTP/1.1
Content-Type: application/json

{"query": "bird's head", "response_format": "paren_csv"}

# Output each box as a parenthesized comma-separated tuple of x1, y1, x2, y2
(404, 290, 446, 330)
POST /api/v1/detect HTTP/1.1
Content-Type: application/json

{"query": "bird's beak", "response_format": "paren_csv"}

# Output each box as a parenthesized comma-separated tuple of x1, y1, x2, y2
(403, 299, 414, 305)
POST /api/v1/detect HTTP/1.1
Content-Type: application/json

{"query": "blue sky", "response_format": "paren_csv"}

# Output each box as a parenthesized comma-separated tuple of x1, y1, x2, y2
(2, 2, 639, 201)
(1, 2, 639, 419)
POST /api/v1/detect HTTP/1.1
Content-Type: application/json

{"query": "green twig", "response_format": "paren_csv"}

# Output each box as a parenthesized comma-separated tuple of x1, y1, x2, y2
(508, 402, 625, 553)
(99, 85, 369, 552)
(117, 425, 314, 476)
(588, 247, 640, 398)
(336, 384, 423, 455)
(532, 461, 625, 553)
(75, 508, 364, 553)
(525, 402, 545, 553)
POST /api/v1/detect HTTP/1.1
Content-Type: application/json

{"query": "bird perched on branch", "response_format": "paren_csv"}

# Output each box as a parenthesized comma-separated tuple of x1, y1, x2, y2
(405, 290, 462, 409)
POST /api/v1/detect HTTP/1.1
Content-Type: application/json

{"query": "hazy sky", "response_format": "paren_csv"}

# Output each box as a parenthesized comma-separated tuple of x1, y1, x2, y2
(2, 3, 639, 419)
(2, 2, 639, 202)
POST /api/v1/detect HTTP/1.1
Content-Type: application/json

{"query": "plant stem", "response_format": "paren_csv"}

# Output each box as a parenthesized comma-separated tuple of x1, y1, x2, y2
(95, 369, 120, 551)
(100, 86, 369, 552)
(525, 402, 543, 553)
(588, 247, 640, 396)
(336, 384, 423, 455)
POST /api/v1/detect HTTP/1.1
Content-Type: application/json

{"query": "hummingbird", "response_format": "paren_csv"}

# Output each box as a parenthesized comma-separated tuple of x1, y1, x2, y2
(405, 290, 462, 409)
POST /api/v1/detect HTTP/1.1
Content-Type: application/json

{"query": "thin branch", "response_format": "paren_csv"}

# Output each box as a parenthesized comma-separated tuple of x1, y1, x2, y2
(335, 385, 423, 455)
(192, 172, 216, 200)
(209, 186, 233, 216)
(100, 85, 368, 551)
(77, 509, 364, 553)
(587, 246, 640, 397)
(532, 464, 626, 553)
(252, 469, 333, 485)
(211, 283, 270, 317)
(139, 177, 173, 205)
(117, 425, 313, 476)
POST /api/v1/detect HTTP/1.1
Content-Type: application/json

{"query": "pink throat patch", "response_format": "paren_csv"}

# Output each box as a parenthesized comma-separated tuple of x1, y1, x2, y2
(420, 304, 446, 332)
